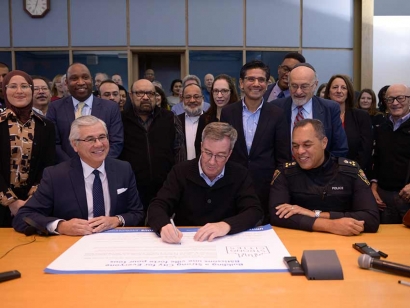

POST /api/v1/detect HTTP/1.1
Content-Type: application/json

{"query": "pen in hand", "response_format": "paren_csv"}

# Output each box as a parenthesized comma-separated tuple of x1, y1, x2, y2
(170, 213, 181, 244)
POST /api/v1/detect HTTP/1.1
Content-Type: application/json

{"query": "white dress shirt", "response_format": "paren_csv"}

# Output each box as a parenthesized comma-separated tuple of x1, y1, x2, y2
(185, 113, 201, 160)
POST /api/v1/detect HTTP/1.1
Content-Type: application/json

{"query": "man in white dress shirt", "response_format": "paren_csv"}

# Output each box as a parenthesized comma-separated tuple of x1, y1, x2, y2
(178, 83, 204, 160)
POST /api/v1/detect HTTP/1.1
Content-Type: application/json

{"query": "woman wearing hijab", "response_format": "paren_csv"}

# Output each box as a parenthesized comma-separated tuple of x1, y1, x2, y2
(0, 70, 56, 227)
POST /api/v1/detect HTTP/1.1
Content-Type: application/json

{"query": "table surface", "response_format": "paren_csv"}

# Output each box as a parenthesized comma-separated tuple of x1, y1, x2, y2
(0, 225, 409, 308)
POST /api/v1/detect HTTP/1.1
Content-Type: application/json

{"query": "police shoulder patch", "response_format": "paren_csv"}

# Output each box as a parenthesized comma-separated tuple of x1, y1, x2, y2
(270, 169, 281, 185)
(358, 168, 370, 186)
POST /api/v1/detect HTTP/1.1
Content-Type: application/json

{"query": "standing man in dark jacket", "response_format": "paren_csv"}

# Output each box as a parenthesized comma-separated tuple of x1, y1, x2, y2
(120, 79, 186, 221)
(220, 60, 288, 223)
(371, 84, 410, 223)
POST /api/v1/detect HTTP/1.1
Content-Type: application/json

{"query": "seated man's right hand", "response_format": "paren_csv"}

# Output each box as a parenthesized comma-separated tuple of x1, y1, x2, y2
(328, 218, 364, 236)
(57, 219, 93, 236)
(160, 224, 183, 244)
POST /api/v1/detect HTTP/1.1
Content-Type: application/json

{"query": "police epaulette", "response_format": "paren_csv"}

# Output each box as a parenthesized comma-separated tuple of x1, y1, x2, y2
(283, 161, 300, 176)
(338, 158, 359, 176)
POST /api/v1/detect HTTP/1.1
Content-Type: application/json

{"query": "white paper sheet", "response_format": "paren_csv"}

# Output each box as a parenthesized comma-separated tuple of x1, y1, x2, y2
(45, 225, 290, 274)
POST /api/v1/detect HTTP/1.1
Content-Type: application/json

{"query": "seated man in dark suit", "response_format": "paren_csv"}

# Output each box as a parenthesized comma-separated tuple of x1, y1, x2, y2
(271, 63, 348, 159)
(270, 119, 379, 236)
(13, 116, 144, 236)
(147, 122, 263, 243)
(47, 63, 123, 163)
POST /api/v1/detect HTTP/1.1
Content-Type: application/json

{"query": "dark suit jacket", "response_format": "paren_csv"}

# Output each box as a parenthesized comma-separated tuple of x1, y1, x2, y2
(13, 157, 144, 233)
(0, 113, 55, 227)
(46, 96, 123, 163)
(271, 96, 349, 159)
(263, 82, 276, 102)
(220, 100, 288, 220)
(344, 108, 373, 171)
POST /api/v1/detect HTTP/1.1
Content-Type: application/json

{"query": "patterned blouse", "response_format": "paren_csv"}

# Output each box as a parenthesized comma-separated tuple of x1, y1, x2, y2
(0, 109, 37, 206)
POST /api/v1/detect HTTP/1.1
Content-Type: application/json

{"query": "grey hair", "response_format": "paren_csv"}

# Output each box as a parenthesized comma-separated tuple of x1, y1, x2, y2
(202, 122, 238, 150)
(182, 75, 201, 87)
(293, 119, 326, 140)
(69, 115, 108, 147)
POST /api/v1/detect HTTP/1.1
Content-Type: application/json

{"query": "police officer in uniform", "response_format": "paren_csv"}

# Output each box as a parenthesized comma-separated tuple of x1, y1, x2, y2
(269, 119, 379, 236)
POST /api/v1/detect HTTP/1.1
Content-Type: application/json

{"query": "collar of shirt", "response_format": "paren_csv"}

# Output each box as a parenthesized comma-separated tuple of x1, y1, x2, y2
(291, 98, 313, 115)
(72, 95, 93, 111)
(389, 112, 410, 130)
(198, 156, 225, 187)
(273, 83, 289, 97)
(242, 98, 264, 114)
(80, 159, 106, 180)
(185, 111, 202, 124)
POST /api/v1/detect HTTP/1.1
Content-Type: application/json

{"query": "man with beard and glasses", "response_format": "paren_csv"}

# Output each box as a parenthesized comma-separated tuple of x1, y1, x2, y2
(32, 76, 51, 116)
(47, 63, 123, 163)
(178, 83, 204, 160)
(119, 79, 186, 221)
(271, 63, 348, 160)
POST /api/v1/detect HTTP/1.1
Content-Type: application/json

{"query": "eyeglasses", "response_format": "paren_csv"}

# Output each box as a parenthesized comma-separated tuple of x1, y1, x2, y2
(385, 96, 410, 104)
(131, 91, 156, 98)
(212, 89, 230, 95)
(289, 83, 315, 91)
(183, 95, 203, 101)
(6, 84, 32, 91)
(279, 65, 293, 73)
(76, 135, 108, 144)
(33, 86, 49, 92)
(202, 150, 228, 162)
(243, 76, 267, 84)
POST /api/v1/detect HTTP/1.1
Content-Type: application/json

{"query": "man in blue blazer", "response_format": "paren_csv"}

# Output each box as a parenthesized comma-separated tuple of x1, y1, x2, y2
(47, 63, 123, 163)
(221, 60, 289, 223)
(13, 116, 143, 235)
(271, 63, 348, 160)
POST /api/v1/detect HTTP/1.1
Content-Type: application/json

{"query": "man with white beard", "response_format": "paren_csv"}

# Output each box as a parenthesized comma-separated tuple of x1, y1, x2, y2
(271, 63, 348, 160)
(178, 83, 204, 160)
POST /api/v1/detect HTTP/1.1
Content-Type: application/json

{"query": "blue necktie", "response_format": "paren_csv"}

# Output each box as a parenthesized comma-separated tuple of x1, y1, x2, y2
(92, 170, 105, 217)
(277, 91, 285, 99)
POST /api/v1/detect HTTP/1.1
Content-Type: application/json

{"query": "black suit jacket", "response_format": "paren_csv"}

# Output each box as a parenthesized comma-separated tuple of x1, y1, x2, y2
(13, 157, 144, 233)
(271, 96, 349, 160)
(344, 108, 373, 171)
(46, 96, 123, 163)
(263, 82, 276, 102)
(220, 100, 288, 220)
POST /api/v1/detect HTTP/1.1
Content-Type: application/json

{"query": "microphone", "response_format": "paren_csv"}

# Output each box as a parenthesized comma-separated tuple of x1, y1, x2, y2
(358, 254, 410, 277)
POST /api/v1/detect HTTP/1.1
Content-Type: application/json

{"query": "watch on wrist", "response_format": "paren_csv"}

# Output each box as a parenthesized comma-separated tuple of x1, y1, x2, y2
(116, 215, 125, 227)
(314, 210, 322, 218)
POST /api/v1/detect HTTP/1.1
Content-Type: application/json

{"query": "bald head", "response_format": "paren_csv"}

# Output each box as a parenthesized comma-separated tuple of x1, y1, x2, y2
(386, 84, 410, 121)
(66, 63, 93, 101)
(131, 79, 156, 115)
(288, 65, 318, 106)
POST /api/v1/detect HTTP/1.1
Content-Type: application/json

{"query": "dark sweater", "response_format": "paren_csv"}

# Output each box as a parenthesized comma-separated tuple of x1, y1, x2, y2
(147, 158, 263, 234)
(372, 117, 410, 191)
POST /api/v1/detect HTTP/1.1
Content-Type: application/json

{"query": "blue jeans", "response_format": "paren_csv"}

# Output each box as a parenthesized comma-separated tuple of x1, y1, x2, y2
(377, 186, 410, 224)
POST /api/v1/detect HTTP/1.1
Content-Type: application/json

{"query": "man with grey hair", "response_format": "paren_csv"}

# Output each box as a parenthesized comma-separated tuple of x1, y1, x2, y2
(178, 83, 205, 160)
(93, 72, 109, 96)
(270, 119, 379, 236)
(13, 115, 144, 235)
(171, 74, 210, 115)
(271, 63, 348, 160)
(371, 84, 410, 223)
(147, 122, 263, 244)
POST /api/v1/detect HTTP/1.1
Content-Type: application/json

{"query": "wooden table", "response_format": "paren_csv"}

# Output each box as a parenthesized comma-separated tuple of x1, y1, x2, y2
(0, 225, 408, 307)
